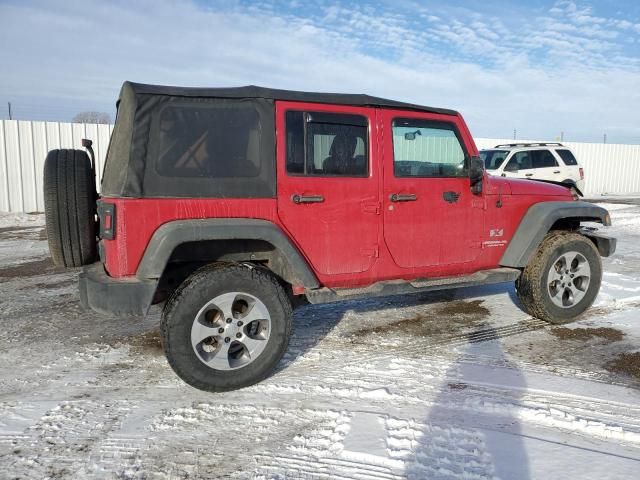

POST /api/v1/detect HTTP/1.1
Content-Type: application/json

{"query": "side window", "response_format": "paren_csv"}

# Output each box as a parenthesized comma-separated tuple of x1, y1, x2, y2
(480, 150, 509, 170)
(556, 149, 578, 165)
(285, 111, 368, 176)
(392, 119, 467, 177)
(156, 104, 261, 178)
(531, 150, 558, 169)
(507, 151, 532, 171)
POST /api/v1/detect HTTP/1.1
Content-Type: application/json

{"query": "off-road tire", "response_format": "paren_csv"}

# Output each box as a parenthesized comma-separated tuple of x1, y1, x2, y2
(43, 149, 97, 267)
(161, 263, 293, 392)
(516, 231, 602, 324)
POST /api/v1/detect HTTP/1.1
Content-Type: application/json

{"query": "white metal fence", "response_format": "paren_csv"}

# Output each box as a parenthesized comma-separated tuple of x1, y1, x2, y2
(475, 138, 640, 196)
(1, 120, 638, 213)
(0, 120, 113, 213)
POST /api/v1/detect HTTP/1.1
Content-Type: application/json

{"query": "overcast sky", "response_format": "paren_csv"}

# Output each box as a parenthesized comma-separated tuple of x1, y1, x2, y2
(0, 0, 639, 143)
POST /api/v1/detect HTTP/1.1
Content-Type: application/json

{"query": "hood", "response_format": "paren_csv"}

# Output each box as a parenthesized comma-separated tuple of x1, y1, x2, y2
(484, 176, 573, 198)
(506, 178, 572, 197)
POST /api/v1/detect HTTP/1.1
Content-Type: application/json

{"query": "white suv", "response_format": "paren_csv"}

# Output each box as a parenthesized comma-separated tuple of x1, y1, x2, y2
(480, 143, 585, 192)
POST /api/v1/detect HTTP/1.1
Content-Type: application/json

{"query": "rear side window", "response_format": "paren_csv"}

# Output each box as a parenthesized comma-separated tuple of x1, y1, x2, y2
(556, 149, 578, 165)
(392, 119, 467, 177)
(506, 151, 531, 170)
(286, 111, 368, 176)
(531, 150, 558, 168)
(156, 104, 261, 178)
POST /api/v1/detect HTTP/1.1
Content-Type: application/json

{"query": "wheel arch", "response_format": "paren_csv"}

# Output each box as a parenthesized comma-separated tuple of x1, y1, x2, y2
(137, 219, 320, 289)
(500, 201, 613, 268)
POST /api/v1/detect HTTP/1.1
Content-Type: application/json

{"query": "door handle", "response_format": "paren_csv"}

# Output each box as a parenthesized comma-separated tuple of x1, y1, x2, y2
(291, 194, 324, 204)
(553, 170, 561, 174)
(525, 173, 534, 177)
(390, 193, 417, 202)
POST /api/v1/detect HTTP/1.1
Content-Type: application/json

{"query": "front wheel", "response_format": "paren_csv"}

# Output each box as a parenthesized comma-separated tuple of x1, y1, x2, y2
(516, 231, 602, 324)
(161, 263, 292, 392)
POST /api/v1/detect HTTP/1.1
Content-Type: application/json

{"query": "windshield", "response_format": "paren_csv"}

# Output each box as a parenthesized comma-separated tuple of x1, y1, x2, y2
(480, 149, 509, 170)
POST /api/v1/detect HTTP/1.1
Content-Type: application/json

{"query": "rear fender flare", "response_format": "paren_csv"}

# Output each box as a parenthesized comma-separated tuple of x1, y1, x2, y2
(136, 219, 319, 288)
(500, 201, 612, 268)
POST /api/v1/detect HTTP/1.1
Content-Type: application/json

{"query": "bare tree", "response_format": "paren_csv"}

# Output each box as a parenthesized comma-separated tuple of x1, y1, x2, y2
(72, 111, 112, 124)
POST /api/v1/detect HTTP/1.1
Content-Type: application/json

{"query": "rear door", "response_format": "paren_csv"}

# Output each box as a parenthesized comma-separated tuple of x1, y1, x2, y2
(517, 149, 562, 181)
(276, 102, 380, 277)
(380, 110, 484, 270)
(555, 148, 581, 182)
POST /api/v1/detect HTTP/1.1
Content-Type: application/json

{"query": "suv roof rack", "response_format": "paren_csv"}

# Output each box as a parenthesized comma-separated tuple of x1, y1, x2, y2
(493, 142, 565, 148)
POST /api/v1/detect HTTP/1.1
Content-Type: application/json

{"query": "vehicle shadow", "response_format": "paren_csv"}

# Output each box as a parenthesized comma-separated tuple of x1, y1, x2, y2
(277, 281, 528, 373)
(407, 326, 531, 479)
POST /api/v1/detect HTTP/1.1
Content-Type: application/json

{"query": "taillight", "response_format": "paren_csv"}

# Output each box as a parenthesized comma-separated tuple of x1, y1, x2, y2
(97, 201, 116, 240)
(579, 167, 584, 180)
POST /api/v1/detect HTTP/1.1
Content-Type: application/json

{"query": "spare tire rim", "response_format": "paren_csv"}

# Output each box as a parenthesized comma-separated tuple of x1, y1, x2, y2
(191, 292, 271, 371)
(547, 251, 591, 308)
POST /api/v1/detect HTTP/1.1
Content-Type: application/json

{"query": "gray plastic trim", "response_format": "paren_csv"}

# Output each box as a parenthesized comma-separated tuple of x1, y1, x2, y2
(306, 267, 521, 304)
(136, 218, 319, 287)
(500, 201, 611, 268)
(79, 262, 158, 317)
(578, 229, 617, 257)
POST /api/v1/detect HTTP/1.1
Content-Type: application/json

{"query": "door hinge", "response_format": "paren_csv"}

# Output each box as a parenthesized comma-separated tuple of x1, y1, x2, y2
(361, 246, 379, 258)
(471, 199, 485, 209)
(362, 202, 381, 214)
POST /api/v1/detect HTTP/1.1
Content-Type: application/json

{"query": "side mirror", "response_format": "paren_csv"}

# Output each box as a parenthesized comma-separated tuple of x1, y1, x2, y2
(469, 156, 484, 195)
(404, 130, 421, 141)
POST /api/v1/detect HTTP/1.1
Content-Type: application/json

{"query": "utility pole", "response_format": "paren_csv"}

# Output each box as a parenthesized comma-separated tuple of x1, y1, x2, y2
(513, 128, 517, 140)
(603, 133, 607, 144)
(7, 102, 12, 120)
(560, 131, 564, 142)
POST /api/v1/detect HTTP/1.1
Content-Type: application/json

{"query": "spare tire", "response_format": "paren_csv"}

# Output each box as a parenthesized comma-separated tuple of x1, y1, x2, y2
(43, 149, 97, 268)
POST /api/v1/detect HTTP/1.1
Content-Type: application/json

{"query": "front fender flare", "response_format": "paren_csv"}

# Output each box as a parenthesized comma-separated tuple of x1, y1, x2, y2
(500, 201, 612, 268)
(136, 218, 320, 288)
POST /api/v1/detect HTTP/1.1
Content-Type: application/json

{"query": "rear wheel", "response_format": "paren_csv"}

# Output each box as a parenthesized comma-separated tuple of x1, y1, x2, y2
(516, 231, 601, 324)
(161, 263, 292, 392)
(43, 149, 97, 267)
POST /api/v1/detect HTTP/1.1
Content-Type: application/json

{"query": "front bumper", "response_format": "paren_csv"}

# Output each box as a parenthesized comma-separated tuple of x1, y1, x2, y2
(79, 262, 158, 317)
(579, 228, 617, 257)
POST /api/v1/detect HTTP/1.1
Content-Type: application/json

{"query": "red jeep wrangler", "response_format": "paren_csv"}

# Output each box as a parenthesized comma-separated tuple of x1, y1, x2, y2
(43, 82, 615, 392)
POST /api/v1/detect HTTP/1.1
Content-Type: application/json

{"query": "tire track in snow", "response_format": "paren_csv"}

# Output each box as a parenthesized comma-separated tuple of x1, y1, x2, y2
(2, 399, 132, 479)
(1, 379, 640, 478)
(283, 317, 550, 378)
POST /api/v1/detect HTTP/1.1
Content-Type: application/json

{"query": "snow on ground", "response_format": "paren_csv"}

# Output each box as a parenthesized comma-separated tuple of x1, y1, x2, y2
(0, 202, 639, 479)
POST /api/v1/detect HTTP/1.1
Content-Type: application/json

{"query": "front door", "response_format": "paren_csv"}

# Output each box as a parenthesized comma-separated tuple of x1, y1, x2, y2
(380, 110, 484, 271)
(276, 102, 380, 277)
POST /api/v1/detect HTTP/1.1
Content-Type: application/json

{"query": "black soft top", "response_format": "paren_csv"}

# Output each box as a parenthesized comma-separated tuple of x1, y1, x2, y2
(122, 81, 458, 116)
(101, 82, 458, 199)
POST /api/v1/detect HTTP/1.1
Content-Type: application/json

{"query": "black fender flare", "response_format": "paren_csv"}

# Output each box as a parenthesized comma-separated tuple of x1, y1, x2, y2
(136, 218, 320, 288)
(500, 201, 612, 268)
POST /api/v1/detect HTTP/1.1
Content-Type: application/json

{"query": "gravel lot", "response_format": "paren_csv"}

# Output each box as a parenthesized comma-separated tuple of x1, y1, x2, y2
(1, 202, 639, 479)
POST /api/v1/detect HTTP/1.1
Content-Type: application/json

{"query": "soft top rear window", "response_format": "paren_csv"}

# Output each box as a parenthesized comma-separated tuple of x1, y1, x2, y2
(156, 104, 261, 178)
(101, 81, 276, 198)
